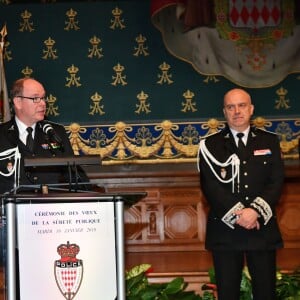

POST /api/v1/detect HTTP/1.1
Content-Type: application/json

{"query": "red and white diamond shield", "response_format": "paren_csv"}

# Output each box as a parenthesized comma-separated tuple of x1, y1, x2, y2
(229, 0, 281, 29)
(55, 260, 83, 300)
(54, 241, 83, 300)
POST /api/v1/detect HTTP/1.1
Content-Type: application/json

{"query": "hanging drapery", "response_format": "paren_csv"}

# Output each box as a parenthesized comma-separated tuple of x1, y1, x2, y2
(151, 0, 300, 88)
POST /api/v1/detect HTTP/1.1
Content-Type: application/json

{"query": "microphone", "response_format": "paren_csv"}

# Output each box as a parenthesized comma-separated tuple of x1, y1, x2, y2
(42, 122, 64, 151)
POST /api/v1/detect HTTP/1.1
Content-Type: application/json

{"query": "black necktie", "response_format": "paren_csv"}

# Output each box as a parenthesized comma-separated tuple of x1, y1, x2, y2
(26, 127, 34, 152)
(236, 132, 246, 158)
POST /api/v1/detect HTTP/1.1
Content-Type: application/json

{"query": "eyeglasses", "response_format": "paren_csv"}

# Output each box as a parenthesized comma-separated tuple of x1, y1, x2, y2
(17, 95, 47, 103)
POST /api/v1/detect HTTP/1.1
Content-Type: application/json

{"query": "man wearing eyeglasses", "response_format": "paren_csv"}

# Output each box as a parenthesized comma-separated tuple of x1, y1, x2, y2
(0, 77, 81, 194)
(0, 78, 91, 296)
(199, 88, 284, 300)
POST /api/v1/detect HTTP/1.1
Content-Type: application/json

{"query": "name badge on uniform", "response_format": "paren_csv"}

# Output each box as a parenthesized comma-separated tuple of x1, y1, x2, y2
(254, 149, 272, 156)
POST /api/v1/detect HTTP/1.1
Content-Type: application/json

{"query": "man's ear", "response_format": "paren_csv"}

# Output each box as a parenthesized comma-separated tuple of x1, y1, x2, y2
(13, 97, 21, 110)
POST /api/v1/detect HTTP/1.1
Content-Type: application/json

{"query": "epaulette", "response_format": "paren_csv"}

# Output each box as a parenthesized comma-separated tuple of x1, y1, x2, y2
(46, 120, 63, 127)
(200, 130, 221, 140)
(254, 127, 278, 136)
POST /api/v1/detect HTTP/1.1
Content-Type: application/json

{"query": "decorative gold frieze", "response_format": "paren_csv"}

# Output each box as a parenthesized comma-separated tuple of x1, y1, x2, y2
(66, 117, 300, 163)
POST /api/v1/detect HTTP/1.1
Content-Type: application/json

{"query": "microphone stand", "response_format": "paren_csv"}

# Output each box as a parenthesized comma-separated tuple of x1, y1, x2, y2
(12, 182, 97, 194)
(45, 135, 56, 157)
(67, 162, 80, 192)
(23, 155, 101, 193)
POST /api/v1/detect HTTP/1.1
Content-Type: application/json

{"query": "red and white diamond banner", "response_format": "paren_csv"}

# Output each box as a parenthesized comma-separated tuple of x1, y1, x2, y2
(229, 0, 281, 28)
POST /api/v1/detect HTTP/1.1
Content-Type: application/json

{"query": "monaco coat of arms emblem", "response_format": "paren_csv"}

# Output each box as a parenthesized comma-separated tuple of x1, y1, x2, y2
(54, 241, 83, 300)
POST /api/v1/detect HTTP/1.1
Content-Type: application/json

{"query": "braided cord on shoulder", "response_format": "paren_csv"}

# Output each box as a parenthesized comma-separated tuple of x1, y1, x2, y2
(198, 139, 240, 193)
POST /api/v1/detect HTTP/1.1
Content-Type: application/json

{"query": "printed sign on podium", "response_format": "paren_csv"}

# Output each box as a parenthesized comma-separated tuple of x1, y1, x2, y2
(16, 201, 117, 300)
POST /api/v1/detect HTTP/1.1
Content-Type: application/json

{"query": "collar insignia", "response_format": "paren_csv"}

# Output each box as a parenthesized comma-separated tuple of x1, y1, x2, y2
(41, 142, 61, 150)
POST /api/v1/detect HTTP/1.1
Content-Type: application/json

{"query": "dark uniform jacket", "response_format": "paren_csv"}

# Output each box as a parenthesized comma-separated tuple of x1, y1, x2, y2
(199, 126, 284, 251)
(0, 118, 75, 194)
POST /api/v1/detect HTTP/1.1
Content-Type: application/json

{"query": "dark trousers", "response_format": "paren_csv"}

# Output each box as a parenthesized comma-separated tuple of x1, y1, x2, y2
(212, 249, 276, 300)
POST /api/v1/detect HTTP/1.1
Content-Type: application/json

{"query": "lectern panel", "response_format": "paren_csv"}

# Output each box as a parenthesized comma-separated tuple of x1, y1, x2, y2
(17, 200, 116, 300)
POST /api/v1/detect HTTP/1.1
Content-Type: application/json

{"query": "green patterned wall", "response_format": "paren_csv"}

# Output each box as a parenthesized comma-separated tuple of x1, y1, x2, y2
(1, 1, 299, 125)
(0, 1, 299, 162)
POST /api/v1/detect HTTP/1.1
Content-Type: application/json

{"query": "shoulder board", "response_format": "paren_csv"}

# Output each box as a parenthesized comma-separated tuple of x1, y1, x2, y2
(200, 130, 221, 140)
(46, 120, 63, 127)
(255, 128, 278, 136)
(37, 120, 64, 131)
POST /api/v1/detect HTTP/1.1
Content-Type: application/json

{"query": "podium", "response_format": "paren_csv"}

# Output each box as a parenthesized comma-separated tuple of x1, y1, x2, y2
(0, 155, 146, 300)
(3, 192, 146, 300)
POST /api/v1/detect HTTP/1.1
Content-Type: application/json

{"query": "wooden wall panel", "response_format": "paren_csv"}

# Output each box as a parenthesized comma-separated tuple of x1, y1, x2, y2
(278, 182, 300, 248)
(88, 161, 300, 291)
(0, 162, 299, 297)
